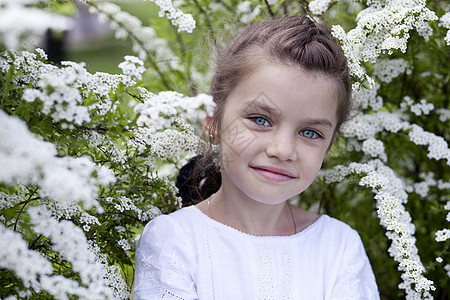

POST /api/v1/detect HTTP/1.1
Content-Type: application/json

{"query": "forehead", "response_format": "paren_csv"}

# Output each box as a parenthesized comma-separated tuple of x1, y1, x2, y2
(225, 64, 339, 126)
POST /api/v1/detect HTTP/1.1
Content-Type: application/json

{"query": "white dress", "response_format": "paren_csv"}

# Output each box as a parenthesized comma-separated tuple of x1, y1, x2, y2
(134, 205, 380, 300)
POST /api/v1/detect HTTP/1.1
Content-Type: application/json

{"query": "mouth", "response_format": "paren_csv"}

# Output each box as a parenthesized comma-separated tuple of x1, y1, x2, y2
(251, 165, 296, 182)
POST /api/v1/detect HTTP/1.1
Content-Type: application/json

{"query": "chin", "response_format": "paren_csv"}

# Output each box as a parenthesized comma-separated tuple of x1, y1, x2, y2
(246, 192, 293, 206)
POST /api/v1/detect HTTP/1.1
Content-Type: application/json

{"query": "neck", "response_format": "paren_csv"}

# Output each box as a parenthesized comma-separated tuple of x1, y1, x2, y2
(209, 187, 296, 236)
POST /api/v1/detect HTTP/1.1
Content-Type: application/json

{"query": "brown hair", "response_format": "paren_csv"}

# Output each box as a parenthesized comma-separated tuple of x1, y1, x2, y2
(179, 15, 351, 205)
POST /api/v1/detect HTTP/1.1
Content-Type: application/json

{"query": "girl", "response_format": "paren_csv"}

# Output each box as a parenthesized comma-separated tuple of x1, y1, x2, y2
(134, 15, 380, 299)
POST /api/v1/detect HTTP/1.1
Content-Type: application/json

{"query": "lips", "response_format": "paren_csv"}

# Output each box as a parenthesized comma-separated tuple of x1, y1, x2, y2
(251, 165, 296, 182)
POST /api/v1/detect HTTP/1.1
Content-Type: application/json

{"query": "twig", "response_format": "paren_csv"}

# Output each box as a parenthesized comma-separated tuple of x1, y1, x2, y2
(78, 124, 108, 132)
(14, 191, 38, 232)
(264, 0, 275, 18)
(300, 3, 315, 20)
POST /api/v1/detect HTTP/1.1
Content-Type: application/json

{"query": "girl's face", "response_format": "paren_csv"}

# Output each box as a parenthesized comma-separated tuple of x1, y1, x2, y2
(211, 63, 339, 206)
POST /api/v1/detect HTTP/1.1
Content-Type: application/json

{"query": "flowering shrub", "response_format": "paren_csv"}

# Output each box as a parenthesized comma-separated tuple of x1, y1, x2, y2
(0, 0, 448, 299)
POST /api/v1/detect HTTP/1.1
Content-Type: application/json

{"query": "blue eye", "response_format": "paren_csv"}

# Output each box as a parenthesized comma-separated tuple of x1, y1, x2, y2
(250, 116, 270, 127)
(300, 129, 319, 139)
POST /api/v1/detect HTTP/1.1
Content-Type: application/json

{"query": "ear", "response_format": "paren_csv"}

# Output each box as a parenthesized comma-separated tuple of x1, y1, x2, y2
(202, 114, 219, 144)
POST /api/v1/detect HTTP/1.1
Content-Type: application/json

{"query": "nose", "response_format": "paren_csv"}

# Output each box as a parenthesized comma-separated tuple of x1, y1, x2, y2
(265, 129, 297, 161)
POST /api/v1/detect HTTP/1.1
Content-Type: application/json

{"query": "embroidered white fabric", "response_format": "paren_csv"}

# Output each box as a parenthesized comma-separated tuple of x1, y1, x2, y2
(133, 206, 380, 300)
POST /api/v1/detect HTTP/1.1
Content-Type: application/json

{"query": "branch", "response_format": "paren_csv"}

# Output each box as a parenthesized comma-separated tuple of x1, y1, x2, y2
(14, 190, 39, 232)
(77, 124, 108, 132)
(264, 0, 275, 18)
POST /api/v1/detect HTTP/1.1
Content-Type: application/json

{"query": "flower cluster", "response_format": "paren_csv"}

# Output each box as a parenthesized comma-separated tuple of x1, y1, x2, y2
(341, 110, 450, 166)
(0, 205, 121, 299)
(0, 111, 114, 210)
(352, 82, 383, 111)
(408, 124, 450, 164)
(118, 55, 146, 81)
(341, 111, 406, 140)
(0, 48, 53, 86)
(144, 0, 196, 32)
(149, 124, 200, 160)
(436, 108, 450, 122)
(134, 90, 214, 133)
(332, 0, 437, 82)
(128, 90, 213, 176)
(0, 0, 71, 49)
(0, 223, 54, 294)
(28, 205, 116, 299)
(322, 159, 435, 296)
(22, 72, 90, 125)
(106, 196, 161, 222)
(118, 238, 131, 254)
(401, 96, 435, 116)
(47, 202, 101, 232)
(0, 187, 25, 210)
(362, 138, 387, 161)
(373, 58, 411, 83)
(405, 172, 450, 199)
(309, 0, 335, 16)
(1, 50, 137, 122)
(435, 201, 450, 243)
(237, 1, 261, 24)
(439, 12, 450, 45)
(87, 241, 130, 299)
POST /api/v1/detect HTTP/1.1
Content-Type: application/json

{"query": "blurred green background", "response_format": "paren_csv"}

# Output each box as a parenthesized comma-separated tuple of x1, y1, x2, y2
(63, 1, 159, 74)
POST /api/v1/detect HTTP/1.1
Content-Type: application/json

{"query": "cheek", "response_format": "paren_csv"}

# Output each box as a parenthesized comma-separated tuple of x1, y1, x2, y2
(300, 148, 327, 173)
(219, 121, 259, 156)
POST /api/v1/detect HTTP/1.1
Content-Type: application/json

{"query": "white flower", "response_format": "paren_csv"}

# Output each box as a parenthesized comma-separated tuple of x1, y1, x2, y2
(23, 72, 90, 125)
(321, 160, 434, 294)
(118, 55, 146, 81)
(133, 90, 214, 135)
(28, 206, 119, 298)
(0, 111, 114, 210)
(439, 12, 450, 45)
(408, 124, 450, 164)
(352, 82, 383, 111)
(237, 1, 261, 24)
(111, 196, 160, 222)
(309, 0, 335, 15)
(362, 138, 386, 161)
(402, 98, 435, 116)
(445, 265, 450, 278)
(435, 229, 450, 242)
(118, 239, 131, 254)
(374, 58, 410, 83)
(436, 108, 450, 122)
(0, 2, 72, 49)
(0, 223, 53, 291)
(146, 0, 196, 32)
(332, 0, 437, 81)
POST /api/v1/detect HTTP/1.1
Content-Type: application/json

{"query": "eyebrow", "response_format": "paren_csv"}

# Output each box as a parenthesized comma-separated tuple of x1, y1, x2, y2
(245, 101, 281, 116)
(304, 118, 334, 128)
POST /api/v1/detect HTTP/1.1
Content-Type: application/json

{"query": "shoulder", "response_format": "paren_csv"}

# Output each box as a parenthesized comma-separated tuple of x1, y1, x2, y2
(320, 215, 358, 234)
(293, 208, 357, 241)
(136, 206, 203, 266)
(140, 206, 203, 242)
(313, 215, 363, 247)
